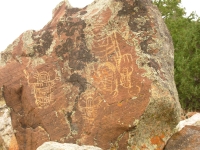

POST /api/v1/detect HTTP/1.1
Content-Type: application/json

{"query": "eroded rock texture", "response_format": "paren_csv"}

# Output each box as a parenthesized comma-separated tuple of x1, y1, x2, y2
(0, 0, 181, 149)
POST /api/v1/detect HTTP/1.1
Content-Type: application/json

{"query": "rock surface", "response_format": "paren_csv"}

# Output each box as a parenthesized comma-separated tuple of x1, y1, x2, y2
(0, 0, 181, 149)
(164, 125, 200, 150)
(0, 102, 16, 150)
(37, 141, 102, 150)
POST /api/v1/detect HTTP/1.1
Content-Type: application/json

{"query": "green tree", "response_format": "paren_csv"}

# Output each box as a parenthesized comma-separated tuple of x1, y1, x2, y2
(153, 0, 200, 110)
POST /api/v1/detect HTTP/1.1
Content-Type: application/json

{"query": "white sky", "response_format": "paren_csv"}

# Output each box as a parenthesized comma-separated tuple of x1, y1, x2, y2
(0, 0, 199, 52)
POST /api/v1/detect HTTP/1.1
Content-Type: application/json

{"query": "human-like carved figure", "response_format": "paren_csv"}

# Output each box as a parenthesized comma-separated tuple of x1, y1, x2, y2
(93, 62, 118, 97)
(119, 54, 134, 89)
(79, 91, 102, 129)
(24, 70, 60, 107)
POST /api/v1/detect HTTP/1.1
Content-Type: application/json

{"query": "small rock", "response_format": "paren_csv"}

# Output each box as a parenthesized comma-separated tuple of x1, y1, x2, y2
(0, 105, 15, 149)
(164, 125, 200, 150)
(186, 112, 198, 118)
(36, 141, 102, 150)
(176, 113, 200, 131)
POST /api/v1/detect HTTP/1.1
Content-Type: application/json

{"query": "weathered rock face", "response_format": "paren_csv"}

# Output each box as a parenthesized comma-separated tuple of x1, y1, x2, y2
(0, 0, 181, 149)
(37, 141, 102, 150)
(164, 125, 200, 150)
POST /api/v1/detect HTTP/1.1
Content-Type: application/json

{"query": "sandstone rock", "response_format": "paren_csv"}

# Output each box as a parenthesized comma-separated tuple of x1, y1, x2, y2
(0, 0, 181, 149)
(164, 125, 200, 150)
(0, 104, 15, 150)
(176, 113, 200, 131)
(37, 141, 102, 150)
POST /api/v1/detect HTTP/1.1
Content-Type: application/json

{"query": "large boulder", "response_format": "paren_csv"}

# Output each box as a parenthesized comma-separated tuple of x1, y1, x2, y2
(0, 0, 181, 149)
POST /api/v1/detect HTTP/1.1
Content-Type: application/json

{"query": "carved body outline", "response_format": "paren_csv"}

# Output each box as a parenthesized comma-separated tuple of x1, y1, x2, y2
(24, 70, 60, 107)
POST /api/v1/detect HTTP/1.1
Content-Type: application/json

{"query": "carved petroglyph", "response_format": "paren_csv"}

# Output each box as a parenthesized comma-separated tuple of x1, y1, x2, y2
(24, 70, 60, 107)
(93, 32, 122, 62)
(79, 91, 102, 128)
(92, 31, 140, 97)
(119, 54, 134, 89)
(97, 62, 118, 96)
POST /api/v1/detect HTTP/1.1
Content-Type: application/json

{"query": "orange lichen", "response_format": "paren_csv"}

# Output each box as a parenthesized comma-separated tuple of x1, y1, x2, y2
(150, 134, 165, 150)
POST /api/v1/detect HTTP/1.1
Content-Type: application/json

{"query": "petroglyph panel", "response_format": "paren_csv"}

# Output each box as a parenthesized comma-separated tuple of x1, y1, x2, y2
(24, 70, 60, 107)
(90, 31, 144, 99)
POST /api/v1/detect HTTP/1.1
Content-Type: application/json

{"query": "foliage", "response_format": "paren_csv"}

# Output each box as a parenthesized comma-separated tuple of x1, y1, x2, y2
(153, 0, 200, 111)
